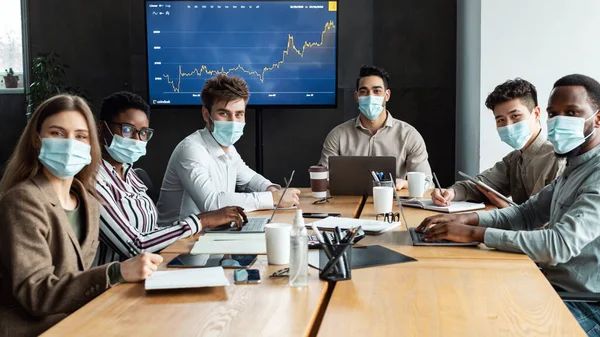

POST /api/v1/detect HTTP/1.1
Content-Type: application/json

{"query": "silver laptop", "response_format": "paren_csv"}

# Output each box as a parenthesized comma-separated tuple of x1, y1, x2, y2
(329, 156, 396, 196)
(204, 170, 295, 234)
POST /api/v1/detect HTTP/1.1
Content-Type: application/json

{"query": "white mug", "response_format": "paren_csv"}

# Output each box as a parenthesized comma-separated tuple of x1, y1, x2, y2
(373, 186, 394, 214)
(265, 223, 292, 265)
(407, 172, 427, 198)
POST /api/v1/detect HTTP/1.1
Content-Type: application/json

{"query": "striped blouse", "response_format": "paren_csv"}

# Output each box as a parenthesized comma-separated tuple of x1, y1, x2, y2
(94, 159, 201, 265)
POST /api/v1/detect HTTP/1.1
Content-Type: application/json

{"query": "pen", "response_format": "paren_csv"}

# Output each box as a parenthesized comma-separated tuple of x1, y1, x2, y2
(311, 223, 332, 258)
(369, 170, 379, 182)
(333, 226, 347, 277)
(322, 233, 340, 273)
(377, 172, 383, 181)
(432, 172, 447, 206)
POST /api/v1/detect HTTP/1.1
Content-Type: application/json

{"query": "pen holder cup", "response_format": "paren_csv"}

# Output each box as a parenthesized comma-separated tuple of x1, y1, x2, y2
(319, 243, 352, 281)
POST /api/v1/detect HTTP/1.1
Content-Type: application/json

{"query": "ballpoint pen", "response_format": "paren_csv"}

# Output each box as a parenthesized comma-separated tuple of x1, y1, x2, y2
(432, 172, 447, 206)
(333, 226, 346, 278)
(312, 223, 332, 258)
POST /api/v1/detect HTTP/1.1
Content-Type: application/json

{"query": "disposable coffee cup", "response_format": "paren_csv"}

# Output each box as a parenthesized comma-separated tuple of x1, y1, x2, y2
(265, 223, 292, 265)
(309, 165, 328, 198)
(373, 181, 394, 214)
(407, 172, 427, 198)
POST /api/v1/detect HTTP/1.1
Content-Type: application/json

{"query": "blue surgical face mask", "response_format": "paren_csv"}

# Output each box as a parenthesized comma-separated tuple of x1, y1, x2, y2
(496, 119, 533, 150)
(210, 118, 245, 147)
(38, 138, 92, 179)
(547, 111, 598, 154)
(358, 95, 385, 120)
(105, 134, 147, 164)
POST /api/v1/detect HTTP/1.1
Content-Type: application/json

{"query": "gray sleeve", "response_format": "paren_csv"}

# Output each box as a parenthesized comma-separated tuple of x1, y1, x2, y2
(483, 180, 600, 265)
(477, 179, 555, 231)
(451, 154, 513, 202)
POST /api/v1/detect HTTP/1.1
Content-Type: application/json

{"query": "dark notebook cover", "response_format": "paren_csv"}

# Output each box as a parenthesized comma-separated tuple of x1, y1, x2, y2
(311, 245, 417, 270)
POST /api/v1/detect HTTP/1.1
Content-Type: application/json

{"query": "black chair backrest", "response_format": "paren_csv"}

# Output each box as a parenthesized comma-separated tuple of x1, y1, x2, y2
(133, 168, 157, 203)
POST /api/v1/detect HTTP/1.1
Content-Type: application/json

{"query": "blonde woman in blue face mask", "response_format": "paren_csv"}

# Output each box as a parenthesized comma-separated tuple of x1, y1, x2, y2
(95, 92, 248, 264)
(0, 95, 163, 336)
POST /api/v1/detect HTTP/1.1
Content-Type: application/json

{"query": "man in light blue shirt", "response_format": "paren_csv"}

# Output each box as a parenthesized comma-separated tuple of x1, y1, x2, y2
(418, 74, 600, 335)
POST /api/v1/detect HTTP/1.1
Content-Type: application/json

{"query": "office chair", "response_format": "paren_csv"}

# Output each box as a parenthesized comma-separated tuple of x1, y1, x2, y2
(133, 168, 157, 203)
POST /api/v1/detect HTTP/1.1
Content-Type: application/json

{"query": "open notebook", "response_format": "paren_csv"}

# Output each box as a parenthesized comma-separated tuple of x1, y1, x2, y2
(309, 217, 400, 235)
(145, 267, 230, 290)
(400, 199, 485, 213)
(191, 233, 267, 254)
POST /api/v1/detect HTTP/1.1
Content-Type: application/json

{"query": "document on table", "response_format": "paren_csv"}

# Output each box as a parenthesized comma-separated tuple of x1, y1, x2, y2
(191, 233, 267, 254)
(145, 267, 230, 290)
(309, 217, 400, 234)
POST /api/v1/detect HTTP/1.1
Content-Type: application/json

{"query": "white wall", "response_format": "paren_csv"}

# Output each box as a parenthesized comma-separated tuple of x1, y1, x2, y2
(478, 0, 600, 171)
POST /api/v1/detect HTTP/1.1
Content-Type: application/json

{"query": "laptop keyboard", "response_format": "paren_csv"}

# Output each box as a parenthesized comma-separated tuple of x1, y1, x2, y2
(409, 227, 451, 244)
(241, 218, 267, 232)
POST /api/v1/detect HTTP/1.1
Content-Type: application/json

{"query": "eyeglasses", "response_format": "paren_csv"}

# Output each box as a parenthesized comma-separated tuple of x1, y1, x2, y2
(376, 212, 400, 223)
(312, 196, 333, 205)
(108, 122, 154, 142)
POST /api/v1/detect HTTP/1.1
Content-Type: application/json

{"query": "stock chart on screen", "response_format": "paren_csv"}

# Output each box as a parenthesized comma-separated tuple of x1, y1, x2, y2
(145, 1, 338, 106)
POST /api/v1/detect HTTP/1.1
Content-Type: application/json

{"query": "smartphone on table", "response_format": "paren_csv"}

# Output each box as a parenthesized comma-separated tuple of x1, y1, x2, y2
(234, 269, 261, 284)
(302, 212, 341, 219)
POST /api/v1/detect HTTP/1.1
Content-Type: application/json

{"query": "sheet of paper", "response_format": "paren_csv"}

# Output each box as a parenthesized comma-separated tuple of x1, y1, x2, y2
(422, 200, 485, 213)
(310, 217, 400, 234)
(145, 267, 230, 290)
(191, 234, 267, 254)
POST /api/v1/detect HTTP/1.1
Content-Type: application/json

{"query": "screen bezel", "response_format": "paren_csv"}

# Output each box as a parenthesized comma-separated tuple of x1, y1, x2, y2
(143, 0, 339, 109)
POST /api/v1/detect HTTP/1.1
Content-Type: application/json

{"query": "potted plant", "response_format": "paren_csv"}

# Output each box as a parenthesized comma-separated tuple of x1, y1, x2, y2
(27, 52, 87, 117)
(3, 68, 19, 88)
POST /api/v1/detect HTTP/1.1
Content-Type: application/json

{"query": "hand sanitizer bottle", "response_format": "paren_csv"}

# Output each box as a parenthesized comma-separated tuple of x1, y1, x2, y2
(289, 209, 308, 287)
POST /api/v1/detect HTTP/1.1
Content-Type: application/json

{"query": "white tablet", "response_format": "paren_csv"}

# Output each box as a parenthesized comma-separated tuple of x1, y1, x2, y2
(457, 171, 517, 206)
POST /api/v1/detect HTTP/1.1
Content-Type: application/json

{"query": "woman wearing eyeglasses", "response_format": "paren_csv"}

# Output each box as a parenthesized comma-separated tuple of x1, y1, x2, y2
(95, 92, 247, 265)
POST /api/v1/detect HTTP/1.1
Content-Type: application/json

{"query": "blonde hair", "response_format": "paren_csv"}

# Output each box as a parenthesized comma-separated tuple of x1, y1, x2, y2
(0, 94, 101, 196)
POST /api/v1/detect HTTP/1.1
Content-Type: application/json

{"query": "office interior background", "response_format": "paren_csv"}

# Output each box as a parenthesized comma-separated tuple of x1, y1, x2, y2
(1, 0, 599, 189)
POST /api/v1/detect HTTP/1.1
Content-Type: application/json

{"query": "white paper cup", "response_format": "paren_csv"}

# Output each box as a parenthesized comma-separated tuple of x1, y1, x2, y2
(407, 172, 427, 198)
(265, 223, 292, 265)
(373, 186, 394, 214)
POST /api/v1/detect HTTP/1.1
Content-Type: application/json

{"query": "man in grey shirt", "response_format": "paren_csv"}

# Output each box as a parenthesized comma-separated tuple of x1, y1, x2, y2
(433, 78, 564, 208)
(418, 74, 600, 335)
(318, 65, 432, 189)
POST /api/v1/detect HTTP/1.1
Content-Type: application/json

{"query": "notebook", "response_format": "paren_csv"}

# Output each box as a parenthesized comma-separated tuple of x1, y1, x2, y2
(400, 199, 485, 213)
(308, 245, 416, 270)
(191, 233, 267, 254)
(309, 217, 400, 235)
(145, 267, 230, 290)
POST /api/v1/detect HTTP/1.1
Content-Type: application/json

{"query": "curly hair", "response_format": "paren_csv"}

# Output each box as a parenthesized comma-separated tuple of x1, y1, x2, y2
(553, 74, 600, 110)
(485, 78, 538, 111)
(99, 91, 150, 122)
(201, 74, 250, 111)
(356, 65, 390, 90)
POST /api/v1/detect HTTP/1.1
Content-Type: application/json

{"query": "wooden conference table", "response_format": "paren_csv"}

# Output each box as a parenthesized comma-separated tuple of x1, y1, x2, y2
(43, 188, 584, 337)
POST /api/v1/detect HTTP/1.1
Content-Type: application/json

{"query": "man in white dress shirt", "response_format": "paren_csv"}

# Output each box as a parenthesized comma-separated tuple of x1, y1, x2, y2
(157, 75, 300, 225)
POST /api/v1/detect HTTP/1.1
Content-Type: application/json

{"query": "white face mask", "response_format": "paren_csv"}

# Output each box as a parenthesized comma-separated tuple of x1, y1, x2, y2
(547, 110, 599, 154)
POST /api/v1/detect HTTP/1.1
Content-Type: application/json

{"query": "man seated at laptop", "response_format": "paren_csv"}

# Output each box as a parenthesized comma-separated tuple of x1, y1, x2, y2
(318, 65, 432, 189)
(418, 74, 600, 334)
(432, 78, 564, 208)
(157, 75, 300, 225)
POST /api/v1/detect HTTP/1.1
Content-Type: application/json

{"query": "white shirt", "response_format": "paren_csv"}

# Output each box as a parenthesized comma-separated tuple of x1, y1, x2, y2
(157, 128, 276, 225)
